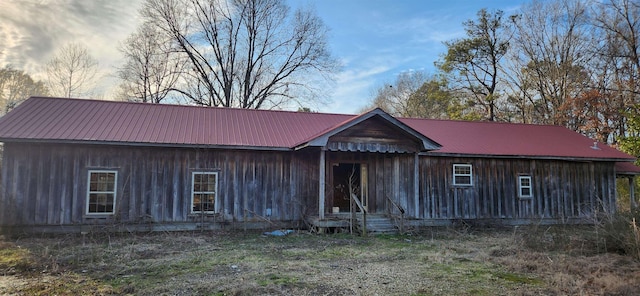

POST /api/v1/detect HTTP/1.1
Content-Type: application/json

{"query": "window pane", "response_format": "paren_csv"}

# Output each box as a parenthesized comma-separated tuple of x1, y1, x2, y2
(519, 176, 532, 197)
(192, 173, 217, 212)
(88, 171, 116, 214)
(455, 176, 471, 185)
(455, 166, 470, 174)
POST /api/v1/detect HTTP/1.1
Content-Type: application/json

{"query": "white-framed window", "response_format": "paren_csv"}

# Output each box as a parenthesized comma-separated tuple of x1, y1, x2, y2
(518, 176, 533, 198)
(192, 172, 218, 213)
(453, 164, 473, 186)
(86, 170, 117, 215)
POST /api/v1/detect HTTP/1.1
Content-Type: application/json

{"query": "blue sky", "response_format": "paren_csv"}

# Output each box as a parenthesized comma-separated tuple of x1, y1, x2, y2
(293, 0, 523, 114)
(0, 0, 524, 114)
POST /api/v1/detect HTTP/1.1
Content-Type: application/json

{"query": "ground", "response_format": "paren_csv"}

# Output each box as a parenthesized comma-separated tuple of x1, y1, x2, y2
(1, 225, 639, 295)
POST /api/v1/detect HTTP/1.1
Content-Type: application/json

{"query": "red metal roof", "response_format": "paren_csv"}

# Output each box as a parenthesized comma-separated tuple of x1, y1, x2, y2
(615, 162, 640, 175)
(0, 97, 351, 149)
(0, 97, 634, 161)
(400, 118, 634, 160)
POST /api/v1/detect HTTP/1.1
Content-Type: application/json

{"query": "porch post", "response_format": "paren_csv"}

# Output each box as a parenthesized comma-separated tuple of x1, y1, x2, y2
(414, 152, 420, 218)
(319, 148, 326, 219)
(630, 176, 637, 209)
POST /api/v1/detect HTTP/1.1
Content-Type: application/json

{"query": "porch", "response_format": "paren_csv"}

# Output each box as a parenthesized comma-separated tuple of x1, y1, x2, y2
(307, 212, 400, 235)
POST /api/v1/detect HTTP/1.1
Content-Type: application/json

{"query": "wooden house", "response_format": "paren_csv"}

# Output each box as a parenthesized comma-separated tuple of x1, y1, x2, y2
(0, 97, 637, 233)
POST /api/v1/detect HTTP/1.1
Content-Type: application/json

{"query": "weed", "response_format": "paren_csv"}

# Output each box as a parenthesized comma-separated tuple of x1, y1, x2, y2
(597, 209, 640, 259)
(0, 242, 34, 274)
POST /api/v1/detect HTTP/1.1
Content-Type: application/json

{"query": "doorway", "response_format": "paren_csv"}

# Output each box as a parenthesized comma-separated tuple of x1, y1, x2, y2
(332, 163, 368, 212)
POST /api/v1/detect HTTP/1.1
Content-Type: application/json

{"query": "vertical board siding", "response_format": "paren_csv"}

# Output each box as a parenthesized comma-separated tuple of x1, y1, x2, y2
(0, 143, 619, 228)
(0, 143, 318, 226)
(418, 156, 616, 220)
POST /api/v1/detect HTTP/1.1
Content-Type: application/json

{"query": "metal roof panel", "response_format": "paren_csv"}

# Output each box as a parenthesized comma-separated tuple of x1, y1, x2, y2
(0, 97, 633, 162)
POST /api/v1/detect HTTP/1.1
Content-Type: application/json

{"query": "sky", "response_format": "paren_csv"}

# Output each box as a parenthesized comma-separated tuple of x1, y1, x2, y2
(0, 0, 523, 114)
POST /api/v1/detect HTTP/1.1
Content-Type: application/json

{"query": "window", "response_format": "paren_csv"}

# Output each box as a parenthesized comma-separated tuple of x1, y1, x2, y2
(86, 170, 117, 215)
(453, 164, 473, 186)
(518, 176, 533, 198)
(192, 172, 218, 213)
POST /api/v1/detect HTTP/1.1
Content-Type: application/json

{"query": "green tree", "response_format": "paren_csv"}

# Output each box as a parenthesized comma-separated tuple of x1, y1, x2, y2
(439, 9, 510, 121)
(405, 77, 453, 119)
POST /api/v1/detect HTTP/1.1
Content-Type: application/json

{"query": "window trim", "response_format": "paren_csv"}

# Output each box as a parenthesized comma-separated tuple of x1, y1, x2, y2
(518, 175, 533, 199)
(86, 170, 118, 215)
(191, 171, 219, 214)
(453, 164, 473, 186)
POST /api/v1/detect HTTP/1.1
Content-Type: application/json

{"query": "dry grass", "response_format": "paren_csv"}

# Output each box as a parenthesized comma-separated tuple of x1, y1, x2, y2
(0, 226, 639, 295)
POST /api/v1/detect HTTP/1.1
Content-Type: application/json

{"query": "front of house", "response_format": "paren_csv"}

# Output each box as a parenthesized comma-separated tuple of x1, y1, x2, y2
(0, 97, 636, 233)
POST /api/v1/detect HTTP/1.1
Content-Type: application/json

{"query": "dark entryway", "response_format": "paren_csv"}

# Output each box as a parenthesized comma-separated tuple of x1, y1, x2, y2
(332, 163, 361, 212)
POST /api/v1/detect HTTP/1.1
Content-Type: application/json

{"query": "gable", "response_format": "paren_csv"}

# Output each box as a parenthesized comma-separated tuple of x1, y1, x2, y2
(296, 108, 441, 152)
(326, 116, 423, 153)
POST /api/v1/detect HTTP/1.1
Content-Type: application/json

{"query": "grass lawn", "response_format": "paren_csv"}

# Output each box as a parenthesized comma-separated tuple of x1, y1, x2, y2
(1, 225, 639, 295)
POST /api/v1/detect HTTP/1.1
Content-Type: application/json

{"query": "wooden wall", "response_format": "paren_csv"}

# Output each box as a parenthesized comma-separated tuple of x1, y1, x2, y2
(323, 152, 617, 221)
(324, 152, 416, 214)
(418, 156, 617, 220)
(0, 142, 619, 230)
(0, 143, 319, 227)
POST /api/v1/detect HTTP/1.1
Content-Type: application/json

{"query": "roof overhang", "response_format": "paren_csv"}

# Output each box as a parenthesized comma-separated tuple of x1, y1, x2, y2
(294, 108, 441, 152)
(423, 151, 636, 162)
(0, 138, 293, 151)
(615, 161, 640, 176)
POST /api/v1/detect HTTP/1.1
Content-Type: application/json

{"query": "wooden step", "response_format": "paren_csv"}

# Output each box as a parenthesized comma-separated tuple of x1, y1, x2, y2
(355, 214, 398, 234)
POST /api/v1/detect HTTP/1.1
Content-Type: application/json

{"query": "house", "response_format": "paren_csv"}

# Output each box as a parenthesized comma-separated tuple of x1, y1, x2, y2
(0, 96, 636, 233)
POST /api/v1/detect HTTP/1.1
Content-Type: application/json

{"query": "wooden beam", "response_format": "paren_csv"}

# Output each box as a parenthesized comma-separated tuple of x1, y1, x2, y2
(414, 153, 419, 218)
(319, 148, 326, 219)
(630, 176, 637, 209)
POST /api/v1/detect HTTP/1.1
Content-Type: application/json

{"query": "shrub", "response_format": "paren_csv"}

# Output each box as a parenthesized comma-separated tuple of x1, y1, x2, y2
(597, 209, 640, 259)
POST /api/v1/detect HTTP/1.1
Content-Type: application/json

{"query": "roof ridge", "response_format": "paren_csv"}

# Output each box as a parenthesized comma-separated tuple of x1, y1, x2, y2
(28, 96, 356, 116)
(399, 116, 565, 128)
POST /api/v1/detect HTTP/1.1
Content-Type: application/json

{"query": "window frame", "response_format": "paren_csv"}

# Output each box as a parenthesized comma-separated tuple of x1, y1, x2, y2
(191, 171, 219, 214)
(518, 175, 533, 199)
(452, 164, 473, 186)
(86, 170, 118, 215)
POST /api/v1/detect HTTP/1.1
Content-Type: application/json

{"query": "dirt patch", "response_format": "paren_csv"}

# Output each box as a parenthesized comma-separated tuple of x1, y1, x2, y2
(1, 227, 639, 295)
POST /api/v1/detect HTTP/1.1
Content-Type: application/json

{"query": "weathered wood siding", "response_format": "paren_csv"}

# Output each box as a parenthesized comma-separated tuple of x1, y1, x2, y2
(0, 142, 619, 229)
(417, 156, 617, 220)
(320, 152, 616, 221)
(0, 143, 319, 227)
(324, 152, 416, 215)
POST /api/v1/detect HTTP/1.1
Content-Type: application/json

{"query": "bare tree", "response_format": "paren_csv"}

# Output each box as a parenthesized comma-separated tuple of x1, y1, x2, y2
(508, 0, 594, 127)
(366, 71, 453, 119)
(142, 0, 338, 109)
(368, 71, 430, 116)
(45, 43, 100, 98)
(117, 24, 185, 103)
(0, 66, 48, 114)
(439, 9, 511, 121)
(592, 0, 640, 141)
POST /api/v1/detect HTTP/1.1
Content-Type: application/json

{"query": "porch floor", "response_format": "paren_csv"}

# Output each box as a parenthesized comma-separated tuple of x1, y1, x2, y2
(308, 213, 397, 234)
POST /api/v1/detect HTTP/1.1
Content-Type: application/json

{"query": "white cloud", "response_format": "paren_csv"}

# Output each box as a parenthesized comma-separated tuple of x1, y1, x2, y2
(0, 0, 143, 91)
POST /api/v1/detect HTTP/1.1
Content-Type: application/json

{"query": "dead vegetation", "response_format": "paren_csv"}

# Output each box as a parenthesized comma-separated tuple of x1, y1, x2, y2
(1, 225, 639, 296)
